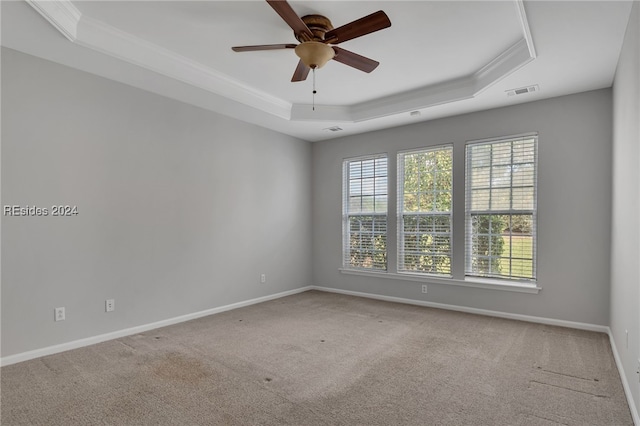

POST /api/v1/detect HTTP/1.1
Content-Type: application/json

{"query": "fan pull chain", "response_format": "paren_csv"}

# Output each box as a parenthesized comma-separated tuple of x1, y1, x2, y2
(312, 68, 316, 111)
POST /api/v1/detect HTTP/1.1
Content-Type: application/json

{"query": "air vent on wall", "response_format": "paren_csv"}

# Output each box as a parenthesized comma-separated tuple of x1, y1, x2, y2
(506, 85, 539, 96)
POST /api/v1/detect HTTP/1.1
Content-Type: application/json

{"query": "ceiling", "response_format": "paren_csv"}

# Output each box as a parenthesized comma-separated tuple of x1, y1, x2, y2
(1, 1, 634, 142)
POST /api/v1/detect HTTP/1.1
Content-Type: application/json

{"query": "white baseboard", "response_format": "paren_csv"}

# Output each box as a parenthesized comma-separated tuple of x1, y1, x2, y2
(310, 286, 609, 332)
(3, 284, 638, 426)
(0, 286, 313, 367)
(608, 329, 640, 426)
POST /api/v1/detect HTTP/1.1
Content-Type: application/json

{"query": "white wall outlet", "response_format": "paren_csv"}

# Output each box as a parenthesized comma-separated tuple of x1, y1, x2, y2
(626, 329, 629, 349)
(54, 307, 65, 321)
(105, 299, 115, 312)
(421, 284, 428, 294)
(260, 273, 266, 283)
(636, 358, 640, 383)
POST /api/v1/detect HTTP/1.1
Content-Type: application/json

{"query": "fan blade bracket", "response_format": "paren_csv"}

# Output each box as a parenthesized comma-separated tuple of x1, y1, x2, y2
(266, 0, 313, 40)
(323, 35, 339, 45)
(325, 10, 391, 44)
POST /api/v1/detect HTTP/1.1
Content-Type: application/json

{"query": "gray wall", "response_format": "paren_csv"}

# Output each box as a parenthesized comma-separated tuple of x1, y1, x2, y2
(1, 48, 312, 357)
(312, 89, 612, 326)
(610, 0, 640, 414)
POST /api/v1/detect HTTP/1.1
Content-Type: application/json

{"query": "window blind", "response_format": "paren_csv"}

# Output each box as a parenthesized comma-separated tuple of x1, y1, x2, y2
(342, 155, 388, 270)
(397, 146, 453, 275)
(465, 135, 537, 280)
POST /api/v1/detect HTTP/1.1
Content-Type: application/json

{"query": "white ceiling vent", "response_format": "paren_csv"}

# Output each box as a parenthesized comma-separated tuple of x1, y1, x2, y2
(506, 85, 539, 97)
(324, 126, 343, 132)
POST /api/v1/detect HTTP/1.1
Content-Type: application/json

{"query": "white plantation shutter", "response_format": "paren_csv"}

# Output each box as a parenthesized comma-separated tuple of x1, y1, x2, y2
(343, 155, 388, 270)
(465, 135, 537, 280)
(397, 146, 453, 275)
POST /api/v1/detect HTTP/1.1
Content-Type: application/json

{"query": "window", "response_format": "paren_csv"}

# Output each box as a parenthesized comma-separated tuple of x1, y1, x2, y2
(342, 155, 388, 270)
(465, 135, 537, 280)
(398, 146, 453, 275)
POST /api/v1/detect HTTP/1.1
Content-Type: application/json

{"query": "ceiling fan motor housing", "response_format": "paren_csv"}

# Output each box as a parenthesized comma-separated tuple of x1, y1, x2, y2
(295, 15, 334, 42)
(293, 15, 336, 69)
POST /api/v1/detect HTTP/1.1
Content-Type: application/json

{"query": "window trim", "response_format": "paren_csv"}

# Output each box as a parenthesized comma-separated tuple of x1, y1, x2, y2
(342, 153, 389, 271)
(338, 268, 541, 294)
(464, 132, 538, 282)
(397, 145, 454, 277)
(338, 132, 541, 294)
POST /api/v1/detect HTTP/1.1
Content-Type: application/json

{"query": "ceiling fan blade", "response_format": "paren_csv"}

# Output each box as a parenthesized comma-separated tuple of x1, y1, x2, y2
(291, 60, 310, 82)
(325, 11, 391, 44)
(266, 0, 313, 41)
(332, 47, 379, 73)
(232, 44, 297, 52)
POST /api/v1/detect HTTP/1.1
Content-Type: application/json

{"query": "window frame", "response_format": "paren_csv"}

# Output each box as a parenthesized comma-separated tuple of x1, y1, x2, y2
(338, 133, 541, 294)
(342, 153, 389, 271)
(397, 145, 454, 277)
(464, 133, 538, 282)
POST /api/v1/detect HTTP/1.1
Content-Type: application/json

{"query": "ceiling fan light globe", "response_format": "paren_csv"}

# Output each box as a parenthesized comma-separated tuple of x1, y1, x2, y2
(295, 42, 335, 69)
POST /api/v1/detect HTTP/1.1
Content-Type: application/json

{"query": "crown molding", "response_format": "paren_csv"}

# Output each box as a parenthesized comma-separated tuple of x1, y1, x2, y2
(27, 0, 292, 120)
(473, 38, 535, 95)
(294, 37, 534, 123)
(75, 14, 292, 119)
(515, 0, 537, 59)
(25, 0, 81, 41)
(27, 0, 536, 125)
(350, 75, 476, 122)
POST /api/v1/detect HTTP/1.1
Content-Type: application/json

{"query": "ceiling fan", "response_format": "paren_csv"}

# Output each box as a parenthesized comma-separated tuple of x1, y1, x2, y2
(231, 0, 391, 82)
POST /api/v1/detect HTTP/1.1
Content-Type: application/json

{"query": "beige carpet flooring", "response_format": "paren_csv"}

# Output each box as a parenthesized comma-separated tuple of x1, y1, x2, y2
(1, 290, 633, 425)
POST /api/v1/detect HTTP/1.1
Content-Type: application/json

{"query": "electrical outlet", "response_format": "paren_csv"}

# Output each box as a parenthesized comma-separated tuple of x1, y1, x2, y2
(260, 274, 266, 283)
(637, 358, 640, 383)
(626, 329, 629, 349)
(421, 284, 428, 294)
(54, 307, 65, 322)
(105, 299, 115, 312)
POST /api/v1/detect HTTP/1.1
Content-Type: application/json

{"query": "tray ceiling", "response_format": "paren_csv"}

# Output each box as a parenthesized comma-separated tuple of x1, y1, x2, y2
(2, 1, 634, 141)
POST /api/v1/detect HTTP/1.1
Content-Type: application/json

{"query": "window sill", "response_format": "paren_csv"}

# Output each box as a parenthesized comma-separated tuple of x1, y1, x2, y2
(338, 268, 541, 294)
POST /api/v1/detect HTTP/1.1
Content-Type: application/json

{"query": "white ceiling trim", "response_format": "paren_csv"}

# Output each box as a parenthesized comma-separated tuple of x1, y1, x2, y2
(28, 0, 536, 125)
(515, 0, 537, 59)
(27, 0, 292, 119)
(25, 0, 80, 41)
(292, 38, 534, 123)
(76, 13, 292, 119)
